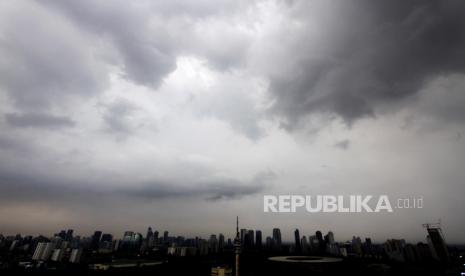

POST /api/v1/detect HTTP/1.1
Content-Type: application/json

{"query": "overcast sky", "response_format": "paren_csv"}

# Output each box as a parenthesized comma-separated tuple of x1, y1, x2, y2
(1, 0, 465, 243)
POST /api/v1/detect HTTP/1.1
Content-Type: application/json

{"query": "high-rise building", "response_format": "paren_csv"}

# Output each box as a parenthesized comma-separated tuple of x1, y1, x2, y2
(100, 233, 113, 243)
(255, 230, 262, 249)
(69, 248, 83, 263)
(326, 231, 335, 244)
(272, 228, 282, 251)
(154, 230, 159, 245)
(301, 236, 309, 254)
(426, 226, 449, 263)
(245, 230, 254, 249)
(32, 242, 55, 261)
(265, 236, 273, 250)
(294, 229, 301, 253)
(218, 234, 225, 251)
(316, 231, 325, 253)
(51, 249, 64, 262)
(209, 235, 218, 254)
(65, 229, 73, 241)
(91, 231, 102, 250)
(56, 230, 66, 240)
(240, 229, 247, 245)
(163, 231, 169, 242)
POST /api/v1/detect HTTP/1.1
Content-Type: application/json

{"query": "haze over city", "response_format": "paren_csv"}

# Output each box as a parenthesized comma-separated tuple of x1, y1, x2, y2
(1, 0, 465, 245)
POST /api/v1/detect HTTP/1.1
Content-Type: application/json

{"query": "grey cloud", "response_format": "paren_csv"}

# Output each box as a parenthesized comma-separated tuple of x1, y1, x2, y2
(5, 112, 75, 129)
(101, 99, 138, 135)
(334, 139, 350, 150)
(0, 170, 271, 205)
(0, 1, 107, 110)
(42, 0, 178, 88)
(120, 172, 274, 201)
(268, 0, 465, 127)
(193, 89, 264, 140)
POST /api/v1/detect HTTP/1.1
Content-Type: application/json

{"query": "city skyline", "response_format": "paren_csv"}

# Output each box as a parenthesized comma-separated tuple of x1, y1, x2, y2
(0, 221, 456, 245)
(1, 0, 465, 245)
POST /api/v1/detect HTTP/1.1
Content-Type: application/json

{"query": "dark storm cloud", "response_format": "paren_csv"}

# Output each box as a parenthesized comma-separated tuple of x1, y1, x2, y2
(270, 0, 465, 127)
(5, 112, 75, 129)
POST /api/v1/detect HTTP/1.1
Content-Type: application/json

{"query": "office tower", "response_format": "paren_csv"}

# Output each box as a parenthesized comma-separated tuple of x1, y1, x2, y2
(32, 242, 55, 261)
(255, 230, 262, 249)
(234, 217, 241, 276)
(65, 229, 73, 241)
(364, 238, 373, 255)
(69, 248, 83, 263)
(218, 234, 225, 251)
(384, 239, 406, 262)
(163, 231, 169, 242)
(32, 242, 46, 260)
(51, 249, 64, 262)
(309, 235, 318, 253)
(132, 233, 143, 252)
(272, 228, 282, 251)
(326, 231, 335, 244)
(240, 229, 247, 245)
(100, 234, 113, 250)
(91, 231, 102, 250)
(352, 236, 363, 255)
(416, 242, 434, 261)
(316, 231, 325, 253)
(301, 236, 309, 254)
(9, 240, 18, 251)
(209, 235, 219, 254)
(265, 236, 273, 250)
(153, 230, 159, 245)
(57, 230, 66, 240)
(147, 227, 154, 247)
(245, 230, 254, 249)
(146, 227, 153, 239)
(100, 233, 113, 243)
(294, 229, 301, 253)
(425, 225, 449, 262)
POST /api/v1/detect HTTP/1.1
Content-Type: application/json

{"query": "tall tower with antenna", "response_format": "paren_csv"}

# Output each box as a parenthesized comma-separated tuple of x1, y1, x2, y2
(234, 216, 241, 276)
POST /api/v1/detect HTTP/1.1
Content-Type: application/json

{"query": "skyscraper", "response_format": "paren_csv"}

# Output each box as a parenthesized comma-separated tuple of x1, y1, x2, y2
(316, 230, 325, 253)
(65, 229, 73, 242)
(218, 233, 225, 251)
(91, 231, 102, 250)
(245, 230, 254, 249)
(240, 229, 247, 246)
(32, 242, 55, 261)
(272, 228, 282, 251)
(255, 230, 262, 249)
(294, 229, 301, 253)
(146, 227, 153, 240)
(425, 225, 449, 263)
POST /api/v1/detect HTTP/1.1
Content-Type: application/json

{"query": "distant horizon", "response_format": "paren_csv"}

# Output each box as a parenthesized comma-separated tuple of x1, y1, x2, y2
(1, 222, 461, 245)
